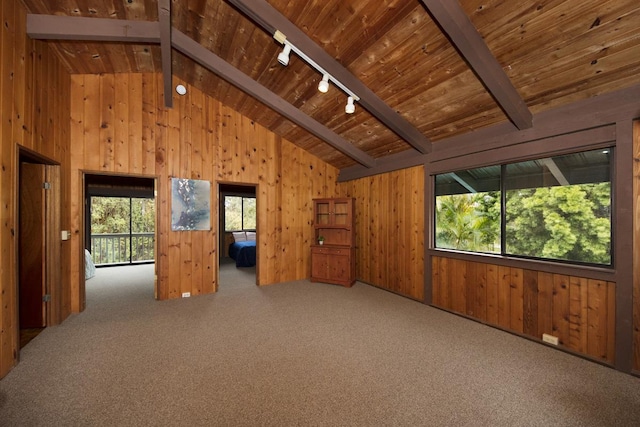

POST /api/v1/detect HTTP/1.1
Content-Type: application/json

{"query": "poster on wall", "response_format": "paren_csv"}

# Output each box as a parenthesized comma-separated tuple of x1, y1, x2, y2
(171, 178, 211, 231)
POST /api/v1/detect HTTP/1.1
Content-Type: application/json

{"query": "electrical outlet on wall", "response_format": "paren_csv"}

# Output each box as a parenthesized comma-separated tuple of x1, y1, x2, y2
(542, 333, 559, 345)
(182, 292, 191, 298)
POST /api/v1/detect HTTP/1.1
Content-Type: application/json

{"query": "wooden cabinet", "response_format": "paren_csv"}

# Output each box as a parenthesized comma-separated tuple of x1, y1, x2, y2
(311, 198, 355, 287)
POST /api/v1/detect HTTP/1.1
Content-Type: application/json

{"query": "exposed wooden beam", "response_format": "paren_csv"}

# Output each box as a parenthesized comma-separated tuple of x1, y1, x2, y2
(26, 15, 160, 43)
(225, 0, 432, 155)
(418, 0, 533, 130)
(158, 0, 173, 108)
(171, 30, 376, 168)
(338, 81, 640, 182)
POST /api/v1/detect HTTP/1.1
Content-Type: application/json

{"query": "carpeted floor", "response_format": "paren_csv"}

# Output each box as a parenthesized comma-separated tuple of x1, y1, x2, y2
(0, 264, 639, 426)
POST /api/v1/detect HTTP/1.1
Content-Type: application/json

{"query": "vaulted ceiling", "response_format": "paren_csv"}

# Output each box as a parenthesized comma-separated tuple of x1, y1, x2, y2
(20, 0, 640, 170)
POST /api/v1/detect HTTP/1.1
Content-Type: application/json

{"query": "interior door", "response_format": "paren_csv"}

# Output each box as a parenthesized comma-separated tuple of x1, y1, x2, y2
(19, 162, 46, 328)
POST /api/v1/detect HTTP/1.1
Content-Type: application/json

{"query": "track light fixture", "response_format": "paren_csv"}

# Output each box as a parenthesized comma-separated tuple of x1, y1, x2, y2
(318, 74, 330, 93)
(273, 30, 359, 114)
(277, 44, 291, 66)
(345, 96, 355, 114)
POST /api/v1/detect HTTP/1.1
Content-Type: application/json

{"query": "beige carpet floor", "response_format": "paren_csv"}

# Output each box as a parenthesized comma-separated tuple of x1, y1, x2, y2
(0, 263, 639, 426)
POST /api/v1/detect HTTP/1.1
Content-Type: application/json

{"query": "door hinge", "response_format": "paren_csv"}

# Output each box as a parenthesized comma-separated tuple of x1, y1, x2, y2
(42, 294, 51, 302)
(43, 182, 51, 190)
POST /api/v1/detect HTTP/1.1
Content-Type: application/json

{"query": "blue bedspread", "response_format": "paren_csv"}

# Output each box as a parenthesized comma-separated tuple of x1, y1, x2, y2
(229, 240, 256, 267)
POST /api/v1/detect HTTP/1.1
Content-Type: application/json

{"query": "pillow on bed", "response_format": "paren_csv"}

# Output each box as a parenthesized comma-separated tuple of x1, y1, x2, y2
(232, 231, 247, 242)
(246, 231, 256, 241)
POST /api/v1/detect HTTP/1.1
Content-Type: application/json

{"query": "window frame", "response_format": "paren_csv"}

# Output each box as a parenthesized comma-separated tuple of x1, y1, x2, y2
(433, 147, 614, 268)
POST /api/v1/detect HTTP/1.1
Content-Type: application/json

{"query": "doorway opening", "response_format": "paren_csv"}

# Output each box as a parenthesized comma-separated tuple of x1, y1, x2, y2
(17, 149, 61, 349)
(218, 183, 257, 289)
(84, 174, 157, 301)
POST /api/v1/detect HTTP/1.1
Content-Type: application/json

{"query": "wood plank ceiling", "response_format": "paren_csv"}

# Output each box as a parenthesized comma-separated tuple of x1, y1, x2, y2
(19, 0, 640, 170)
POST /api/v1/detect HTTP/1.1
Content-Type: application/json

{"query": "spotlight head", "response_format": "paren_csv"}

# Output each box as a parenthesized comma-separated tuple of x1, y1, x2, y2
(345, 96, 355, 114)
(318, 74, 330, 93)
(277, 44, 291, 66)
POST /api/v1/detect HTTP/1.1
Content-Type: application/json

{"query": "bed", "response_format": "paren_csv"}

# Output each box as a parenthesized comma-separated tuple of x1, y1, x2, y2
(229, 231, 256, 267)
(85, 249, 96, 280)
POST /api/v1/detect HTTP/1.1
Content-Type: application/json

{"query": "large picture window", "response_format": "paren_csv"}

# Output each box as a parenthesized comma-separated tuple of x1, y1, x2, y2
(435, 148, 612, 266)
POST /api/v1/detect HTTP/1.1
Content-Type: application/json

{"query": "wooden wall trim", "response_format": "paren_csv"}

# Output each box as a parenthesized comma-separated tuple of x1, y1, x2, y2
(615, 120, 635, 373)
(428, 125, 615, 175)
(633, 119, 640, 374)
(427, 249, 615, 283)
(339, 83, 640, 181)
(423, 161, 433, 305)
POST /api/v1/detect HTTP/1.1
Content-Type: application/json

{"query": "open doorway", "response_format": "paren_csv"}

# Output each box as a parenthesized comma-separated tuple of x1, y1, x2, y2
(84, 174, 157, 302)
(218, 183, 257, 289)
(17, 149, 61, 349)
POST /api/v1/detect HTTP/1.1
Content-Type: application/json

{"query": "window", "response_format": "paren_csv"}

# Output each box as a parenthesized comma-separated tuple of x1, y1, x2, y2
(435, 166, 501, 253)
(224, 196, 256, 231)
(90, 196, 155, 265)
(435, 148, 612, 266)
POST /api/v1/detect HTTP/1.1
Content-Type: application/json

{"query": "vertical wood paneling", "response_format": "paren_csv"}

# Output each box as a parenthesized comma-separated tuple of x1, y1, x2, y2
(587, 279, 608, 359)
(552, 274, 570, 345)
(1, 0, 71, 377)
(633, 119, 640, 372)
(486, 263, 499, 324)
(0, 0, 17, 379)
(451, 258, 467, 314)
(432, 257, 441, 306)
(128, 73, 143, 175)
(537, 272, 554, 337)
(439, 256, 450, 308)
(509, 268, 524, 333)
(497, 266, 511, 330)
(607, 281, 616, 363)
(337, 166, 424, 300)
(523, 269, 538, 337)
(114, 75, 129, 173)
(431, 257, 616, 363)
(99, 74, 115, 171)
(190, 88, 204, 296)
(65, 74, 339, 313)
(83, 75, 101, 171)
(69, 77, 84, 312)
(465, 261, 477, 317)
(568, 276, 588, 353)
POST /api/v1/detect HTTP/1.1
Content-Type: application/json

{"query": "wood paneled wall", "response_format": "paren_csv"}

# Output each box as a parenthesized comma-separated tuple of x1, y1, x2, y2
(1, 0, 71, 377)
(432, 256, 616, 363)
(69, 73, 338, 309)
(338, 166, 424, 300)
(633, 120, 640, 373)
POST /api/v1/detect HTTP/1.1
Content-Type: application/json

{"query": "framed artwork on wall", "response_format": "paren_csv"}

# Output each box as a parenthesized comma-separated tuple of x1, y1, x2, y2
(171, 178, 211, 231)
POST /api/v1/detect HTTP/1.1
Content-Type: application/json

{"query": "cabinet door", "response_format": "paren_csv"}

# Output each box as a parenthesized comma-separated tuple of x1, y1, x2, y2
(327, 253, 350, 282)
(332, 199, 351, 227)
(315, 200, 331, 226)
(311, 251, 330, 281)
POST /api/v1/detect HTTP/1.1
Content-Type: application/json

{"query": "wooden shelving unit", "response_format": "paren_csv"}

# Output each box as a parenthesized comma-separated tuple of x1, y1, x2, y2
(310, 198, 355, 287)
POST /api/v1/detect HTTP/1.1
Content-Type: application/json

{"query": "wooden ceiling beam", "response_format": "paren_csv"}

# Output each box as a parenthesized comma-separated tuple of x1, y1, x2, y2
(26, 15, 160, 43)
(158, 0, 173, 108)
(225, 0, 432, 155)
(418, 0, 533, 130)
(171, 30, 377, 168)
